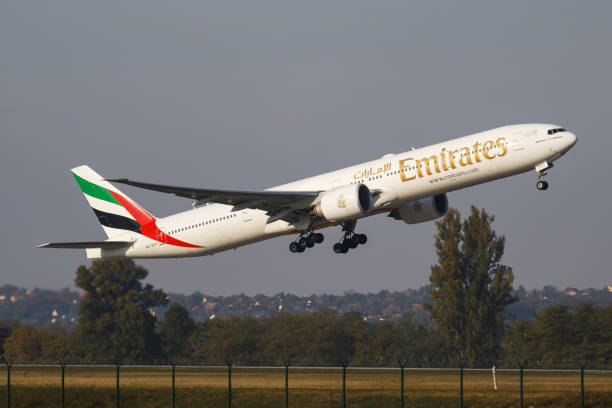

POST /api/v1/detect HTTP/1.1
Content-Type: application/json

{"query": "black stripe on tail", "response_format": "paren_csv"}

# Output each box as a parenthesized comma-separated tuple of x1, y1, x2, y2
(92, 208, 141, 233)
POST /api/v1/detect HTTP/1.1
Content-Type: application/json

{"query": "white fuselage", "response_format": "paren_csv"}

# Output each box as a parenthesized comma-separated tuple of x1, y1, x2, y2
(95, 124, 576, 259)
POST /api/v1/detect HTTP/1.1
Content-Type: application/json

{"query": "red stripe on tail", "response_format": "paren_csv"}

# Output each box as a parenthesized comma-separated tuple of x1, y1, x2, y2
(108, 190, 203, 249)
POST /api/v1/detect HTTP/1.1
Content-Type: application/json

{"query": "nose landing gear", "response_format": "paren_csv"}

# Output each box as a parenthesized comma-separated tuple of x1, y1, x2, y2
(333, 220, 367, 254)
(536, 180, 548, 191)
(535, 161, 552, 191)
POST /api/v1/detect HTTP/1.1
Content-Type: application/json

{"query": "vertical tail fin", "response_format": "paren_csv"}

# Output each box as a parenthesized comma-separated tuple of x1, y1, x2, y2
(71, 165, 156, 239)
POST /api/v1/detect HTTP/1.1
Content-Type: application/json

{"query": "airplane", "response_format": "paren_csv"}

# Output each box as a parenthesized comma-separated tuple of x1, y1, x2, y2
(38, 124, 577, 258)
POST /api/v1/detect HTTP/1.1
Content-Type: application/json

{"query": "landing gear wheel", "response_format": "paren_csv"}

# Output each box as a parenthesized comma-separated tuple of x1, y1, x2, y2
(333, 220, 368, 253)
(536, 180, 549, 191)
(290, 230, 324, 253)
(306, 236, 316, 248)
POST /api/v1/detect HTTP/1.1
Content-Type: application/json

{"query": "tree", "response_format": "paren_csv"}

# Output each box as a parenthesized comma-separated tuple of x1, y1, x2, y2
(262, 313, 309, 366)
(533, 305, 573, 367)
(599, 303, 612, 367)
(353, 321, 404, 366)
(2, 326, 72, 363)
(160, 303, 196, 363)
(427, 206, 516, 367)
(192, 317, 262, 365)
(502, 320, 532, 367)
(73, 259, 168, 363)
(2, 326, 45, 362)
(0, 319, 20, 355)
(301, 310, 363, 366)
(573, 303, 603, 365)
(329, 312, 364, 366)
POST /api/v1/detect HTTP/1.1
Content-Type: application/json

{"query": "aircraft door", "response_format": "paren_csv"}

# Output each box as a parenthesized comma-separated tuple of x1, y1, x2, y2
(241, 209, 253, 223)
(156, 229, 166, 245)
(511, 132, 525, 151)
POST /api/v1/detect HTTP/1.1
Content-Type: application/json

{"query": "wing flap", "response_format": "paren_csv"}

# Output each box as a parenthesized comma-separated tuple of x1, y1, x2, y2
(37, 241, 133, 249)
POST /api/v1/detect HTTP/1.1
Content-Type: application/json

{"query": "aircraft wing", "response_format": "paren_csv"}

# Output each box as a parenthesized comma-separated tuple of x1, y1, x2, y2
(106, 178, 320, 215)
(37, 241, 133, 249)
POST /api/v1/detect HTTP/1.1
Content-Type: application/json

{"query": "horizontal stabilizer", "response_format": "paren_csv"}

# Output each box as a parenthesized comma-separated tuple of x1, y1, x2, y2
(37, 241, 132, 249)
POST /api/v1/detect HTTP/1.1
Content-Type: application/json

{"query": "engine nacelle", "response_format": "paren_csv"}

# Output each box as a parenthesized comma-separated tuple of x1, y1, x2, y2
(389, 194, 448, 224)
(314, 184, 372, 222)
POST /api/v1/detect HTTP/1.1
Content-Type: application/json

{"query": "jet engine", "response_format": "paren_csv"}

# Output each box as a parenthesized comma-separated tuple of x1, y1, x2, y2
(314, 184, 372, 222)
(389, 194, 448, 224)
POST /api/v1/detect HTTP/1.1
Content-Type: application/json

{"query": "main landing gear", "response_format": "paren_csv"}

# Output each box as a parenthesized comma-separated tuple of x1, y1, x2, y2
(287, 221, 367, 254)
(333, 220, 367, 254)
(289, 231, 324, 253)
(535, 161, 552, 191)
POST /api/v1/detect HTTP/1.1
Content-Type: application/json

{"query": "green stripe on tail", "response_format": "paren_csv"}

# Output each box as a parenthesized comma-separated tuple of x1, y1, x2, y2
(72, 172, 120, 205)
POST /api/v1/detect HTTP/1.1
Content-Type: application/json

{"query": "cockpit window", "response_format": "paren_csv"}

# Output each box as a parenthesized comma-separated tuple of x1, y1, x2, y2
(547, 128, 566, 135)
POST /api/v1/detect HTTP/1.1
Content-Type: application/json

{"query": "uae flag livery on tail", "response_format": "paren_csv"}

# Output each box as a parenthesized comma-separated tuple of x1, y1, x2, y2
(71, 165, 201, 248)
(71, 167, 142, 237)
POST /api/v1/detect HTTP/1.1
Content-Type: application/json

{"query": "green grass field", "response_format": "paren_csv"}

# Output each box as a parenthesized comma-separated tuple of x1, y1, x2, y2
(1, 366, 610, 407)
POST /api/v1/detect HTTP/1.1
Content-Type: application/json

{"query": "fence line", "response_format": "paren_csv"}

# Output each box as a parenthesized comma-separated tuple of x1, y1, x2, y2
(2, 363, 610, 408)
(3, 363, 611, 373)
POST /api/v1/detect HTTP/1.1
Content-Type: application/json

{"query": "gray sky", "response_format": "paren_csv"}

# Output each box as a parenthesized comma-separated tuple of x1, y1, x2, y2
(1, 1, 610, 295)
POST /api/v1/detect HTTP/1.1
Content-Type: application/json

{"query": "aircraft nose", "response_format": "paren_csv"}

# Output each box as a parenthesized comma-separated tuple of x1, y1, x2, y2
(565, 131, 577, 150)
